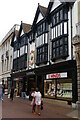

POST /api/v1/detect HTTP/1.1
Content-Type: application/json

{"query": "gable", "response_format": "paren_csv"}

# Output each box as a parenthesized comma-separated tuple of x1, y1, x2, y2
(36, 13, 44, 23)
(50, 0, 62, 13)
(20, 30, 24, 36)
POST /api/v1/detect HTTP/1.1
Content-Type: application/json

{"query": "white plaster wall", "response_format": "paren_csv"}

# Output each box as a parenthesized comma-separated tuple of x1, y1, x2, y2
(50, 0, 62, 12)
(37, 13, 43, 23)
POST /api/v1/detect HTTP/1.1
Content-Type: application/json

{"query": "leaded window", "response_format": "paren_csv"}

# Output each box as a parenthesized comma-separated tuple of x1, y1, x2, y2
(36, 44, 48, 64)
(37, 22, 48, 36)
(51, 7, 68, 60)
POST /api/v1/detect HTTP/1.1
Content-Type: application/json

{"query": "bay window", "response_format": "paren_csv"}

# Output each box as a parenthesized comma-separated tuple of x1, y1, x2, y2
(36, 21, 48, 65)
(51, 7, 68, 60)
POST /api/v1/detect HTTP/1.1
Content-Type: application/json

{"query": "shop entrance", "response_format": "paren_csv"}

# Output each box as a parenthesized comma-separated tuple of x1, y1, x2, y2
(28, 76, 36, 92)
(37, 75, 42, 93)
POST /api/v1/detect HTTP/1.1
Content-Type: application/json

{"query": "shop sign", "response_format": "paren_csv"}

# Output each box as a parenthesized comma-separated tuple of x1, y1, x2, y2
(46, 72, 67, 79)
(14, 77, 23, 81)
(29, 50, 35, 66)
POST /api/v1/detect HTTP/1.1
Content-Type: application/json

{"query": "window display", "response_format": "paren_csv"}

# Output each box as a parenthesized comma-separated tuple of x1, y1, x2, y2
(57, 79, 72, 99)
(44, 80, 56, 98)
(44, 79, 72, 100)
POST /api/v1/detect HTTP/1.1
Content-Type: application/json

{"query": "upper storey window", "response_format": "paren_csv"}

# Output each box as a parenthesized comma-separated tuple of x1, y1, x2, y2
(37, 22, 48, 36)
(20, 35, 28, 47)
(29, 32, 34, 43)
(51, 6, 68, 61)
(52, 8, 68, 27)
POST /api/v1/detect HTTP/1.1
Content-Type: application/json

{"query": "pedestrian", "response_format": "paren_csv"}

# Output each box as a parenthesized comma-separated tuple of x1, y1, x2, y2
(31, 88, 36, 114)
(22, 87, 26, 99)
(10, 86, 14, 101)
(2, 84, 5, 100)
(34, 87, 41, 116)
(0, 84, 2, 100)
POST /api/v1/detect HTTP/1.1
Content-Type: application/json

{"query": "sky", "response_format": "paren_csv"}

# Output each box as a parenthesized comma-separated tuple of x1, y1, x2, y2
(0, 0, 49, 41)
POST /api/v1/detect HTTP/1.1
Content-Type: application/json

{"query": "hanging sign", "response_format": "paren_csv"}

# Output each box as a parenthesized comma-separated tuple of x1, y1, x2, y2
(29, 50, 35, 65)
(46, 72, 67, 79)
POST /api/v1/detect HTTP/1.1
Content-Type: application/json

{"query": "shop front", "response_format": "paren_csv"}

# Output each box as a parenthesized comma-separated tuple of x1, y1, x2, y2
(12, 70, 36, 97)
(44, 73, 72, 101)
(2, 77, 11, 95)
(12, 71, 27, 97)
(35, 60, 78, 103)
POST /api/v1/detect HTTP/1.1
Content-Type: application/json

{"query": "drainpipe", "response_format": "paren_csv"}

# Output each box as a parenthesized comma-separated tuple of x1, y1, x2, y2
(70, 5, 73, 60)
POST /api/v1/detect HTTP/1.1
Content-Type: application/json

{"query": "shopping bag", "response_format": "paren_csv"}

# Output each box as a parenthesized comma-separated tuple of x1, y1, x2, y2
(8, 94, 10, 98)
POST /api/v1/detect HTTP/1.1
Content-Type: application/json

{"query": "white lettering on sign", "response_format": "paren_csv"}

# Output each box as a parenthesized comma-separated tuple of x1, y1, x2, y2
(46, 72, 67, 79)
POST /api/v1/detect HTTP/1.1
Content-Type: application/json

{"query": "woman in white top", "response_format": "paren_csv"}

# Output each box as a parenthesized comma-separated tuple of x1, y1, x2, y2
(34, 88, 41, 115)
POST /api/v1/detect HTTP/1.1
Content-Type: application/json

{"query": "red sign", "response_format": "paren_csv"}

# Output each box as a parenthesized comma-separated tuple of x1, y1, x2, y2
(46, 72, 67, 79)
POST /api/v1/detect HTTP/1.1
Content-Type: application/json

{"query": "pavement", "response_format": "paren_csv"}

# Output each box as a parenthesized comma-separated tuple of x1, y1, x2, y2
(1, 95, 79, 119)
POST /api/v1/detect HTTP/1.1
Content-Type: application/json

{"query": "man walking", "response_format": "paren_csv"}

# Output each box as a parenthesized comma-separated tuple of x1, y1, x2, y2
(10, 86, 14, 101)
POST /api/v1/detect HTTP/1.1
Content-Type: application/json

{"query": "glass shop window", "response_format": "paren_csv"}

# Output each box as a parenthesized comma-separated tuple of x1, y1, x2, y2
(57, 79, 72, 99)
(44, 80, 56, 98)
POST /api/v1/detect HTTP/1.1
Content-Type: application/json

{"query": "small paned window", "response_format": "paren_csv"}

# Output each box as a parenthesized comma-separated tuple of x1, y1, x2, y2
(60, 46, 63, 56)
(37, 22, 48, 36)
(60, 39, 63, 45)
(36, 44, 48, 64)
(36, 33, 48, 47)
(60, 9, 63, 21)
(51, 7, 68, 60)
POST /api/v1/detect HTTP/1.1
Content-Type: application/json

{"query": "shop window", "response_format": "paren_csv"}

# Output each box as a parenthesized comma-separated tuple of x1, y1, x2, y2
(57, 79, 72, 99)
(44, 80, 56, 98)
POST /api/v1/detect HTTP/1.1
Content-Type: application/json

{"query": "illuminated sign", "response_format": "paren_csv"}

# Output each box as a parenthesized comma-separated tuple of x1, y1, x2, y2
(46, 72, 67, 79)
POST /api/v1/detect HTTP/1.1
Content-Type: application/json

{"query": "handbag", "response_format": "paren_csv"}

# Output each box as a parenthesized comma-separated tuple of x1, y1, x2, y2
(41, 100, 43, 110)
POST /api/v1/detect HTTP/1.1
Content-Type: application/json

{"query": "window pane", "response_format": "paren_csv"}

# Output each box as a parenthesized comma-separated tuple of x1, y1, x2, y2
(60, 10, 63, 21)
(56, 26, 58, 38)
(56, 12, 59, 23)
(53, 42, 56, 48)
(25, 45, 27, 53)
(53, 49, 56, 58)
(43, 22, 45, 32)
(14, 51, 17, 59)
(43, 34, 44, 44)
(64, 22, 67, 34)
(44, 80, 56, 98)
(54, 27, 55, 38)
(58, 24, 60, 37)
(60, 39, 63, 45)
(64, 45, 68, 55)
(45, 33, 47, 43)
(60, 23, 62, 35)
(60, 46, 63, 55)
(56, 40, 59, 47)
(56, 48, 59, 56)
(57, 79, 72, 98)
(52, 29, 53, 39)
(52, 15, 55, 26)
(20, 46, 24, 56)
(64, 37, 67, 44)
(64, 10, 68, 20)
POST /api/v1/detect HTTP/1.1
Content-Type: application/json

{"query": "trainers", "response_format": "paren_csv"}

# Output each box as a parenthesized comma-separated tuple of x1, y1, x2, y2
(38, 113, 40, 116)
